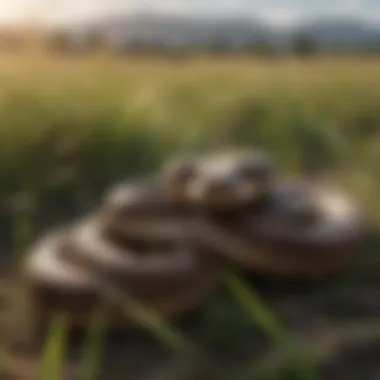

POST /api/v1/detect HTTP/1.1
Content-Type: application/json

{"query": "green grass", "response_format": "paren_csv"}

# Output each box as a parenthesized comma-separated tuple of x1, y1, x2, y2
(0, 55, 379, 216)
(225, 271, 319, 380)
(77, 303, 109, 380)
(38, 314, 69, 380)
(1, 54, 380, 380)
(99, 282, 189, 350)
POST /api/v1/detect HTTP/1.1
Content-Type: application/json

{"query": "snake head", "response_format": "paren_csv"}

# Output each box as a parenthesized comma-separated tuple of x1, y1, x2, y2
(162, 150, 275, 210)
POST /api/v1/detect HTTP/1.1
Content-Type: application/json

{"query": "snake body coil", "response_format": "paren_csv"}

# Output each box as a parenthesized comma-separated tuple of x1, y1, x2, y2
(23, 180, 218, 329)
(160, 153, 370, 278)
(22, 150, 371, 330)
(196, 179, 370, 278)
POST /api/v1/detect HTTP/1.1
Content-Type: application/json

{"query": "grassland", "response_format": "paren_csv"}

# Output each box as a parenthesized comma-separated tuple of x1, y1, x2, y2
(0, 53, 380, 379)
(1, 54, 379, 220)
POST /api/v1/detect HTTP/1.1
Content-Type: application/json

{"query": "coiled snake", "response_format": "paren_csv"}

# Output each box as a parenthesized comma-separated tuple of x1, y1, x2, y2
(21, 151, 370, 330)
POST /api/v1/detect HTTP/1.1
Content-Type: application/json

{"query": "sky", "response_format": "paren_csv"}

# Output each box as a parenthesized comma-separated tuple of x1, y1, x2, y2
(1, 0, 380, 26)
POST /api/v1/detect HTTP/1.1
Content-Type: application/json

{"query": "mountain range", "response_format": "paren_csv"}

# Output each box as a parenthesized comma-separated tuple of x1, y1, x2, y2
(63, 13, 380, 51)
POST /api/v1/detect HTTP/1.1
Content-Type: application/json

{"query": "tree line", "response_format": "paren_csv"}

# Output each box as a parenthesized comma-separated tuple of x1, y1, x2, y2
(0, 27, 379, 57)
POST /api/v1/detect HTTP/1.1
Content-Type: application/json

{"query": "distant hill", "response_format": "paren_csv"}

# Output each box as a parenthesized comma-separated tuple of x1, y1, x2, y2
(55, 13, 380, 53)
(296, 17, 380, 51)
(93, 13, 272, 49)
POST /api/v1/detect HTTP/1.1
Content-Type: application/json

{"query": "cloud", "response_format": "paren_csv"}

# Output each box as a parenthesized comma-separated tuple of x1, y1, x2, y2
(256, 9, 300, 27)
(110, 0, 380, 22)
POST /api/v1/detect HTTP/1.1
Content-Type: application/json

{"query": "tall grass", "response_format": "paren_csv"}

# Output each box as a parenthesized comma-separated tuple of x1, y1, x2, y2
(0, 54, 379, 221)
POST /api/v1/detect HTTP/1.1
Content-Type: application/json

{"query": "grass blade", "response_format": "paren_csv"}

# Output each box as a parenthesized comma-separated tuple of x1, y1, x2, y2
(224, 270, 319, 380)
(100, 282, 189, 351)
(77, 302, 109, 380)
(38, 314, 69, 380)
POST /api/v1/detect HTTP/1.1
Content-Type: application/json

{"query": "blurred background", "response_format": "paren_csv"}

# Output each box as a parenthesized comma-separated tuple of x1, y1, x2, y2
(0, 1, 380, 380)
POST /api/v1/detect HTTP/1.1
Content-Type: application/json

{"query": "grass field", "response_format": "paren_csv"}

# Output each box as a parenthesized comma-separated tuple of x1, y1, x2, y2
(1, 53, 380, 379)
(1, 54, 379, 217)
